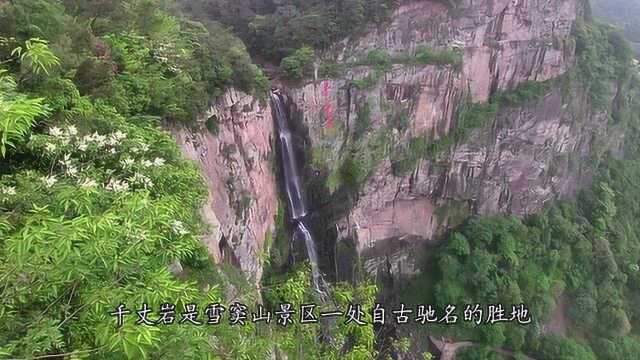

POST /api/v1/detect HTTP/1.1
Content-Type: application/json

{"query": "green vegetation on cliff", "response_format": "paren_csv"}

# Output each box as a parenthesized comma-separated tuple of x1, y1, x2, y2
(3, 0, 640, 358)
(391, 80, 549, 175)
(592, 0, 640, 54)
(572, 18, 634, 109)
(180, 0, 396, 59)
(401, 15, 640, 360)
(412, 146, 640, 359)
(391, 17, 634, 176)
(0, 0, 268, 123)
(280, 46, 315, 80)
(285, 46, 463, 83)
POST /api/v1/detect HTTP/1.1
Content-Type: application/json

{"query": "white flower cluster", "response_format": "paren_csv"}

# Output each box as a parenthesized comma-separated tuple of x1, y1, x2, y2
(106, 131, 127, 146)
(0, 186, 16, 195)
(449, 39, 465, 51)
(40, 126, 167, 194)
(171, 220, 189, 236)
(45, 125, 73, 152)
(48, 126, 64, 138)
(129, 172, 153, 188)
(140, 157, 165, 168)
(45, 143, 57, 153)
(153, 41, 183, 73)
(59, 154, 79, 177)
(79, 132, 106, 149)
(79, 178, 98, 189)
(40, 175, 58, 188)
(152, 157, 165, 166)
(120, 156, 135, 169)
(106, 179, 130, 192)
(47, 125, 78, 147)
(46, 126, 129, 154)
(131, 142, 150, 154)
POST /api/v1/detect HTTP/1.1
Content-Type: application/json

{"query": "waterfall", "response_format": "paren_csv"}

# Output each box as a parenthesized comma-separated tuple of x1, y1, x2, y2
(271, 92, 308, 220)
(296, 221, 323, 294)
(270, 91, 327, 298)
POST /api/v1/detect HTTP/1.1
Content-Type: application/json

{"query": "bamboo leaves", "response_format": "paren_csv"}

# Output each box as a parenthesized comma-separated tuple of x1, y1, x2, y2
(11, 38, 61, 76)
(0, 38, 60, 157)
(0, 73, 49, 157)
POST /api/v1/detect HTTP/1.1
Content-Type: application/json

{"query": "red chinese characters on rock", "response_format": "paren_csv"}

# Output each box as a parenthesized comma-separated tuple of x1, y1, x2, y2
(322, 81, 334, 129)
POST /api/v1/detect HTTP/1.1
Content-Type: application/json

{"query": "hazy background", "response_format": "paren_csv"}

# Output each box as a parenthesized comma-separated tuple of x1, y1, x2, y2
(592, 0, 640, 55)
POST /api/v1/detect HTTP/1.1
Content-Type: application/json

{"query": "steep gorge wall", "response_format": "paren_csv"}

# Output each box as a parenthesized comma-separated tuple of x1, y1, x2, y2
(286, 0, 623, 278)
(337, 0, 577, 102)
(173, 89, 278, 283)
(172, 0, 622, 284)
(291, 0, 578, 144)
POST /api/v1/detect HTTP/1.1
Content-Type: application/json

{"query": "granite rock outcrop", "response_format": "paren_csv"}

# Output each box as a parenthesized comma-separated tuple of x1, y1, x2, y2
(285, 0, 623, 278)
(173, 89, 278, 283)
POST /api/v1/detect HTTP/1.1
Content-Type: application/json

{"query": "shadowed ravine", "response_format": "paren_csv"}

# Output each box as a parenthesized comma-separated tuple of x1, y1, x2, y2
(270, 91, 329, 300)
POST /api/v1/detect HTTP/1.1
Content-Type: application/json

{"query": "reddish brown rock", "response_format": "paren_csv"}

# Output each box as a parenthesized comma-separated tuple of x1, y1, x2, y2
(173, 0, 610, 282)
(173, 89, 277, 284)
(286, 0, 622, 277)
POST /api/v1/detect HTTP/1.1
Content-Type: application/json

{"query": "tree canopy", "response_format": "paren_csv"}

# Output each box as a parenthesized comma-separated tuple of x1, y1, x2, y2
(0, 1, 378, 358)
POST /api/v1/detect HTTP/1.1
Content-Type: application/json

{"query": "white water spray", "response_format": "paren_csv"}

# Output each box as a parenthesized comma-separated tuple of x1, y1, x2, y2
(271, 91, 327, 298)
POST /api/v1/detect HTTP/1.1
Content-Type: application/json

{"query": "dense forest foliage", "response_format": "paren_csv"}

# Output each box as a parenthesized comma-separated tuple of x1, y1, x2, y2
(419, 155, 640, 359)
(0, 0, 381, 358)
(2, 0, 271, 122)
(179, 0, 396, 59)
(3, 0, 640, 358)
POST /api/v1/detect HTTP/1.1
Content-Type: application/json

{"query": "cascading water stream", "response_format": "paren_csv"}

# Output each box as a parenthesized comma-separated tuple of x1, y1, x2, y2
(296, 221, 323, 293)
(270, 91, 327, 299)
(271, 92, 308, 220)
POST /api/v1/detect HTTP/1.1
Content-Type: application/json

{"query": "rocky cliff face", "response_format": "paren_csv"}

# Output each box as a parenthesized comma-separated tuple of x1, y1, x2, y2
(291, 0, 581, 179)
(336, 0, 577, 102)
(285, 0, 624, 278)
(174, 0, 622, 284)
(173, 89, 277, 283)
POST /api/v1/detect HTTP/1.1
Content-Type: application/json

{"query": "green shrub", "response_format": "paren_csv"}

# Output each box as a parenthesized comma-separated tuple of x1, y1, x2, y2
(457, 347, 503, 360)
(533, 335, 596, 360)
(573, 20, 633, 108)
(415, 48, 461, 66)
(493, 81, 550, 106)
(319, 61, 346, 78)
(340, 151, 365, 191)
(205, 115, 219, 136)
(355, 100, 372, 139)
(280, 45, 315, 80)
(352, 71, 384, 90)
(366, 49, 392, 72)
(391, 79, 550, 175)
